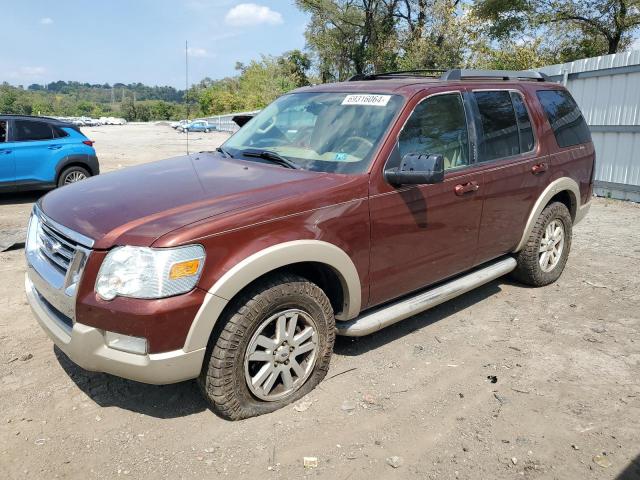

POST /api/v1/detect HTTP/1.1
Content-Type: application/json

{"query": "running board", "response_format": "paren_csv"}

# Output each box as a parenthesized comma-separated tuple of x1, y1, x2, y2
(336, 257, 517, 337)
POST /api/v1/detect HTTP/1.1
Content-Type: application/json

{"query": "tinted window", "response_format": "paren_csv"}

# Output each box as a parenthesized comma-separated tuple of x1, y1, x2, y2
(0, 121, 6, 142)
(13, 120, 54, 141)
(474, 91, 520, 161)
(510, 92, 535, 152)
(536, 90, 591, 147)
(399, 93, 469, 170)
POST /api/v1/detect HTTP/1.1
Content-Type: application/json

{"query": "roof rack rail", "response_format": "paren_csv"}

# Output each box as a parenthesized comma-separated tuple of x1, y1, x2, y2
(440, 69, 549, 82)
(348, 69, 446, 81)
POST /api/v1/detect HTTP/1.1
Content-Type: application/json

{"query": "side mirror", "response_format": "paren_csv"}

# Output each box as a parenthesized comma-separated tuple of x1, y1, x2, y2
(384, 153, 445, 186)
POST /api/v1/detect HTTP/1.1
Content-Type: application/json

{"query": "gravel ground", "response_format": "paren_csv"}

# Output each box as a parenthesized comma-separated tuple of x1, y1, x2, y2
(1, 124, 639, 480)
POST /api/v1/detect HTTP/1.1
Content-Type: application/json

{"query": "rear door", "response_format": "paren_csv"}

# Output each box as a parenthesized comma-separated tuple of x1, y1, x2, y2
(10, 119, 60, 186)
(368, 90, 484, 307)
(0, 119, 16, 188)
(471, 89, 548, 264)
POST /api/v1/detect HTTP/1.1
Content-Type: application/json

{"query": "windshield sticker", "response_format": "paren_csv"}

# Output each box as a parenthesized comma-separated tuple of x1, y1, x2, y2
(334, 152, 348, 161)
(342, 94, 391, 107)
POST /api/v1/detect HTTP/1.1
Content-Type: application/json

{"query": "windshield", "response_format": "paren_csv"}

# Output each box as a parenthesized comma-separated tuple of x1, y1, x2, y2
(222, 92, 404, 174)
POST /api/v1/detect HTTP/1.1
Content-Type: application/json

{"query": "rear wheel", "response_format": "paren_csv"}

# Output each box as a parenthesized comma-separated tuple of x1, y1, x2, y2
(57, 166, 90, 187)
(198, 274, 335, 420)
(512, 202, 572, 286)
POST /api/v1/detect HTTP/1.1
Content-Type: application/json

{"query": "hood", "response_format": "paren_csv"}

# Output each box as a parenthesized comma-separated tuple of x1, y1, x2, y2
(40, 153, 352, 249)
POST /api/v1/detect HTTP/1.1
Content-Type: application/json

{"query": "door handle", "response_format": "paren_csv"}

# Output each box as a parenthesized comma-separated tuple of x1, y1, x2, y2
(0, 150, 11, 154)
(454, 181, 480, 196)
(47, 145, 62, 150)
(531, 162, 548, 174)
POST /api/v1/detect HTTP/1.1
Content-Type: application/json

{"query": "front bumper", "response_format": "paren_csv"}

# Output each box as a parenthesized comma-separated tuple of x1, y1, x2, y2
(26, 274, 205, 384)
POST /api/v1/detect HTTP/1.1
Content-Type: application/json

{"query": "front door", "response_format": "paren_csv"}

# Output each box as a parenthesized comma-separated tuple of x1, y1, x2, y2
(368, 91, 484, 307)
(10, 119, 60, 186)
(0, 119, 15, 189)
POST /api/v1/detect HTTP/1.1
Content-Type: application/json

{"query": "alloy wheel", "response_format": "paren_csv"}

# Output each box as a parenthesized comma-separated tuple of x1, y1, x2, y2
(244, 309, 318, 401)
(539, 219, 565, 272)
(64, 171, 87, 184)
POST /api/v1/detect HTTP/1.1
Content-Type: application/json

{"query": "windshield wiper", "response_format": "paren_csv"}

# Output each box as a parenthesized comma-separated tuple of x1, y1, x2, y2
(241, 149, 300, 169)
(216, 146, 233, 158)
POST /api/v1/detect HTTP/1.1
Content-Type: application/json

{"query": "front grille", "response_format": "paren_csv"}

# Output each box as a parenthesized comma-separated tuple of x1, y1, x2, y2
(38, 220, 79, 274)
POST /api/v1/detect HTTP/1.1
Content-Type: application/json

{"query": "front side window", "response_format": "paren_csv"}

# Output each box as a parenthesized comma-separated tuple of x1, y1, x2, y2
(398, 93, 469, 170)
(0, 120, 7, 142)
(13, 120, 54, 142)
(474, 91, 520, 161)
(536, 89, 591, 148)
(223, 92, 404, 174)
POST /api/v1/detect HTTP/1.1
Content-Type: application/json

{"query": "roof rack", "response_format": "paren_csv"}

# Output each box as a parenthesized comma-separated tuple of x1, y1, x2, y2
(348, 69, 446, 81)
(440, 69, 549, 82)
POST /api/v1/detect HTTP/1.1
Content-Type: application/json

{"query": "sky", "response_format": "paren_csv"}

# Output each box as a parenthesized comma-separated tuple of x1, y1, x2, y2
(0, 0, 309, 88)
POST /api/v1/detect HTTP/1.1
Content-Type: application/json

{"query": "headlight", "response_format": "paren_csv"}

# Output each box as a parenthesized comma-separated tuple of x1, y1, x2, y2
(95, 245, 205, 300)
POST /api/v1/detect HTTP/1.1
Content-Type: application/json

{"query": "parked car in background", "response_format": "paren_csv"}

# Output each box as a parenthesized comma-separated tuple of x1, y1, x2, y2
(178, 120, 214, 133)
(25, 69, 593, 420)
(0, 115, 99, 191)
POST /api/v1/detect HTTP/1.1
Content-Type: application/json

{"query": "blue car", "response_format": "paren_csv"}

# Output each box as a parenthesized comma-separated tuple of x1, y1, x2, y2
(179, 120, 214, 133)
(0, 115, 99, 192)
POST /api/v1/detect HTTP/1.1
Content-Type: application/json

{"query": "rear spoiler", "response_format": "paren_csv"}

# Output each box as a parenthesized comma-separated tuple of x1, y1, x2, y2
(232, 115, 253, 128)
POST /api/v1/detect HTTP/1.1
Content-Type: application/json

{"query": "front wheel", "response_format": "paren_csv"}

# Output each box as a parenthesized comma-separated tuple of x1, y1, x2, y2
(198, 274, 335, 420)
(512, 201, 573, 286)
(57, 166, 90, 187)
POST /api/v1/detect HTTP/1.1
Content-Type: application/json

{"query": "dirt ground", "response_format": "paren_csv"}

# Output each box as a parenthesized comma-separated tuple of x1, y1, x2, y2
(1, 124, 639, 480)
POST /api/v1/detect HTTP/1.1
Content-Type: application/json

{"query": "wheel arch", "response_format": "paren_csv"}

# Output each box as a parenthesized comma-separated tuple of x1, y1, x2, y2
(183, 240, 361, 352)
(514, 177, 580, 253)
(55, 154, 99, 181)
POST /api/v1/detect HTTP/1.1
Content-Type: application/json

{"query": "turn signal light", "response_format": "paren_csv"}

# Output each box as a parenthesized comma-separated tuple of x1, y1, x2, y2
(169, 259, 201, 279)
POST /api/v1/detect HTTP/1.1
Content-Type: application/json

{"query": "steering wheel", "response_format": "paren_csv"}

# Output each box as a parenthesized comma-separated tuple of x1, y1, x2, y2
(256, 116, 276, 135)
(338, 136, 374, 154)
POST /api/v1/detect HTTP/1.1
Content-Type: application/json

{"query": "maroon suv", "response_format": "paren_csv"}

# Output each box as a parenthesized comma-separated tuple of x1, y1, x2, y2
(25, 69, 594, 420)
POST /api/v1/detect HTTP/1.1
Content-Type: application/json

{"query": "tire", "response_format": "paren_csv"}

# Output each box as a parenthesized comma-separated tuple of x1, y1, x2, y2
(198, 273, 335, 420)
(512, 201, 573, 287)
(204, 129, 210, 133)
(57, 166, 90, 188)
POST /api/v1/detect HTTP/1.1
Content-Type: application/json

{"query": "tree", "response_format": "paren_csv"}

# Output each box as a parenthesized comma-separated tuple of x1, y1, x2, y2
(120, 96, 136, 121)
(473, 0, 640, 57)
(198, 52, 312, 115)
(297, 0, 400, 79)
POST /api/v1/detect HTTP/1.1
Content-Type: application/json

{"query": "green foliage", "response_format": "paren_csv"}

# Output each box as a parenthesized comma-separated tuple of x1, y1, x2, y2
(0, 81, 194, 121)
(472, 0, 640, 57)
(198, 50, 312, 115)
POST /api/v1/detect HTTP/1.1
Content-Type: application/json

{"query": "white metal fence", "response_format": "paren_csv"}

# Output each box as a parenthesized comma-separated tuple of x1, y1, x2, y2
(539, 50, 640, 202)
(204, 110, 260, 134)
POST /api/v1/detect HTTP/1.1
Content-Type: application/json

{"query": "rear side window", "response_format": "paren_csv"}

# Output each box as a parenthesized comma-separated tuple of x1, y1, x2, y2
(510, 92, 535, 152)
(536, 90, 591, 147)
(13, 120, 54, 141)
(0, 120, 7, 142)
(474, 91, 536, 161)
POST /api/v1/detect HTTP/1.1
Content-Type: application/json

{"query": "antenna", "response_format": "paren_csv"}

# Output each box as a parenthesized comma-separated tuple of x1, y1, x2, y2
(185, 40, 189, 155)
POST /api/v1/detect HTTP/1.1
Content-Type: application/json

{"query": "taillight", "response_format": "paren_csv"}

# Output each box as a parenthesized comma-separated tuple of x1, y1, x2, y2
(83, 140, 94, 147)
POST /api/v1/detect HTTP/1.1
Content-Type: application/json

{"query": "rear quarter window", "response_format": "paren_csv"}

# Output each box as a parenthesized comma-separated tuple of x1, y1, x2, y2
(536, 90, 591, 148)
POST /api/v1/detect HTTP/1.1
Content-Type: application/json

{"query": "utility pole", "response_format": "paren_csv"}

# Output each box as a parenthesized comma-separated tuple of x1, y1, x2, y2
(185, 39, 190, 155)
